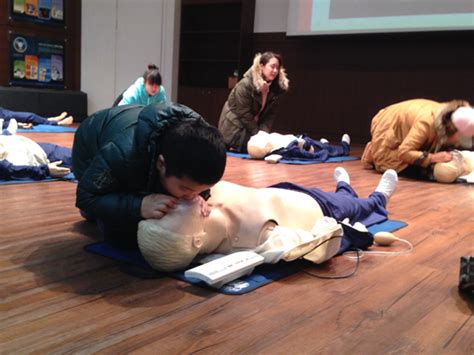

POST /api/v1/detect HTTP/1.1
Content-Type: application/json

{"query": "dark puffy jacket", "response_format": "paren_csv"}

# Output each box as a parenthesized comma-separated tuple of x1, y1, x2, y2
(72, 102, 205, 223)
(218, 53, 289, 152)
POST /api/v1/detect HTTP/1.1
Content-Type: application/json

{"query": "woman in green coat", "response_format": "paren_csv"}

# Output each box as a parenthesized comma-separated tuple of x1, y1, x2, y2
(218, 52, 289, 152)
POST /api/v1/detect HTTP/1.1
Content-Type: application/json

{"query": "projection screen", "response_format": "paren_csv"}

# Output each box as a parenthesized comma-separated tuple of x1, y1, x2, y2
(287, 0, 474, 36)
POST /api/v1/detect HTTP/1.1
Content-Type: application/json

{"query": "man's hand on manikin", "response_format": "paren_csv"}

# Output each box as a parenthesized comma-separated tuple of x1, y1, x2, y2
(141, 194, 178, 219)
(195, 195, 211, 217)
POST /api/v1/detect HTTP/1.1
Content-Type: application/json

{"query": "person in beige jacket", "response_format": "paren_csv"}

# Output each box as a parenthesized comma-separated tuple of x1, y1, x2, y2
(362, 99, 474, 179)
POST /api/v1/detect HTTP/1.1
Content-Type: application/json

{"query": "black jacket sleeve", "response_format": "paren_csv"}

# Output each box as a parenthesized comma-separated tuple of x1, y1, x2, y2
(75, 141, 144, 223)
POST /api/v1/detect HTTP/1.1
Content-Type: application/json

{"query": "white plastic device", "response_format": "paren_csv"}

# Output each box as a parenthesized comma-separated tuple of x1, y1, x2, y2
(184, 251, 265, 288)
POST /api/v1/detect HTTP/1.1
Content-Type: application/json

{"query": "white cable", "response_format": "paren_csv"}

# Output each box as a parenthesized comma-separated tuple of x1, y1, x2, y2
(343, 238, 414, 260)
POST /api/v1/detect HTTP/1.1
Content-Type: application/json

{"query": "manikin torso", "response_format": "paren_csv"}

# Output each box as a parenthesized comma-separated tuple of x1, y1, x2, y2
(155, 180, 324, 255)
(0, 135, 48, 166)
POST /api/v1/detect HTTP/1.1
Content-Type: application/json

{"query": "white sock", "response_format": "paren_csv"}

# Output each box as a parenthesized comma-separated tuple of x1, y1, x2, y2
(341, 134, 350, 145)
(375, 169, 398, 200)
(6, 119, 18, 135)
(334, 167, 350, 185)
(320, 138, 329, 144)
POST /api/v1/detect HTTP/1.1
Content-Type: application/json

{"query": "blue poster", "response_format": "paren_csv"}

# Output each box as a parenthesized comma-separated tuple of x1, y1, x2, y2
(10, 34, 65, 89)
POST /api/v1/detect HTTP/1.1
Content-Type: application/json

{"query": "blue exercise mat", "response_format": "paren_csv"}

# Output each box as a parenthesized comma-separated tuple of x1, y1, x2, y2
(17, 124, 77, 133)
(226, 152, 360, 164)
(84, 219, 407, 295)
(0, 172, 76, 185)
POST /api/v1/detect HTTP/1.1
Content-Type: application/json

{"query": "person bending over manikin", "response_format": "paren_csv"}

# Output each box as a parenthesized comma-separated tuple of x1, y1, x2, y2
(433, 150, 474, 183)
(137, 167, 398, 272)
(247, 130, 350, 163)
(0, 123, 72, 180)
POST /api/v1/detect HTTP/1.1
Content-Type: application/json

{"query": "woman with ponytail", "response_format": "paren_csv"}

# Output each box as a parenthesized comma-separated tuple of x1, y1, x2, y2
(118, 64, 167, 106)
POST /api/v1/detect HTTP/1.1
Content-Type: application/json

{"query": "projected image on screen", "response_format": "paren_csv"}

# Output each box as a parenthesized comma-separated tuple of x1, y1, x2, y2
(287, 0, 474, 36)
(330, 0, 473, 19)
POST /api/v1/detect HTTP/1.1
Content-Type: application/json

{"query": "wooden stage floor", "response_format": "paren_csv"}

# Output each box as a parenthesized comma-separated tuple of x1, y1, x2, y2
(1, 130, 473, 353)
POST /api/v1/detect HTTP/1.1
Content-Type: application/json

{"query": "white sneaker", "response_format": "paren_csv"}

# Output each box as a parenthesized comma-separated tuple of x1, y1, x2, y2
(320, 138, 329, 144)
(375, 169, 398, 200)
(6, 119, 18, 135)
(334, 167, 350, 185)
(341, 134, 350, 145)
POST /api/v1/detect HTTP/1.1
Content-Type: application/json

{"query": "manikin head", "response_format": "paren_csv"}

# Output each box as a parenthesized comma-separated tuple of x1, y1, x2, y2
(157, 121, 227, 199)
(433, 150, 473, 183)
(143, 64, 162, 97)
(138, 199, 206, 271)
(247, 131, 299, 159)
(247, 131, 273, 159)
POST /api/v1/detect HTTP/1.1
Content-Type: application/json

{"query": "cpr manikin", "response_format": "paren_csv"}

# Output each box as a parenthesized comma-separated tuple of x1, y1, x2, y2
(246, 130, 351, 163)
(137, 168, 399, 272)
(137, 180, 344, 272)
(433, 150, 474, 183)
(247, 131, 305, 159)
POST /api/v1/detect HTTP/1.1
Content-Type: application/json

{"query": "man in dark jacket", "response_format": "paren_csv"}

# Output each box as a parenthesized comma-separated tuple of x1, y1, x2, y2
(72, 102, 227, 249)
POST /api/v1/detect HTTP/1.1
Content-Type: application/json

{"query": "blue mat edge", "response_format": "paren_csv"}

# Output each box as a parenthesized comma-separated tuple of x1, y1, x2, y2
(226, 152, 360, 164)
(17, 124, 77, 133)
(0, 172, 76, 185)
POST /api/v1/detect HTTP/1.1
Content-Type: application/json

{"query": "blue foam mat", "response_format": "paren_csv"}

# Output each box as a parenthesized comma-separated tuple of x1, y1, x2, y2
(17, 124, 77, 133)
(0, 172, 76, 185)
(226, 152, 360, 164)
(84, 219, 407, 295)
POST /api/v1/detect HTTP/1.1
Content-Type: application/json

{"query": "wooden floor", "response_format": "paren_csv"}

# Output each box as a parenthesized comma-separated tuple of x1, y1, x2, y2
(1, 130, 473, 354)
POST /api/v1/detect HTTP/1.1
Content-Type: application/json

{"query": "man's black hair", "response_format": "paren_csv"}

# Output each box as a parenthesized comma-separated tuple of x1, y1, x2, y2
(160, 121, 227, 184)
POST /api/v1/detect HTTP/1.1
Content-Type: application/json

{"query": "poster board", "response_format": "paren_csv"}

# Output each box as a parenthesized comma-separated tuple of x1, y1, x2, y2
(10, 0, 65, 26)
(10, 33, 65, 89)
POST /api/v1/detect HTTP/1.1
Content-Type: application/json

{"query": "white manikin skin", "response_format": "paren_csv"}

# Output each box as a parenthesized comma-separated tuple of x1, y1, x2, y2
(247, 131, 304, 159)
(433, 150, 474, 183)
(138, 181, 342, 271)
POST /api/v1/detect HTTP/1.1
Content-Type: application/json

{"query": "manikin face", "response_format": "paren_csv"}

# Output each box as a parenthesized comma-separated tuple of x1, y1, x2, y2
(157, 156, 213, 200)
(260, 57, 280, 82)
(145, 81, 160, 97)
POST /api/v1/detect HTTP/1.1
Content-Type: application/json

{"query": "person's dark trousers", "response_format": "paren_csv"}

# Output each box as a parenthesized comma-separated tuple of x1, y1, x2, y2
(270, 181, 388, 226)
(0, 107, 56, 127)
(38, 143, 72, 168)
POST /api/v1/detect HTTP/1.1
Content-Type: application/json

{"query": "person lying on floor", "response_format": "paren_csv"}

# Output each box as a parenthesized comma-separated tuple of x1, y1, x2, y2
(137, 167, 398, 272)
(0, 106, 73, 129)
(247, 130, 350, 163)
(0, 121, 71, 180)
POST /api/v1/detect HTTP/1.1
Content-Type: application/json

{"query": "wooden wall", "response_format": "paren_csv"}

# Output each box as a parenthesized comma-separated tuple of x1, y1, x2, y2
(0, 0, 81, 91)
(253, 31, 474, 143)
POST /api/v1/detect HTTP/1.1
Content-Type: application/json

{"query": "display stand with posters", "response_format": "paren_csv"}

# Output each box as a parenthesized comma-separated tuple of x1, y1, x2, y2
(11, 0, 64, 26)
(10, 33, 65, 89)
